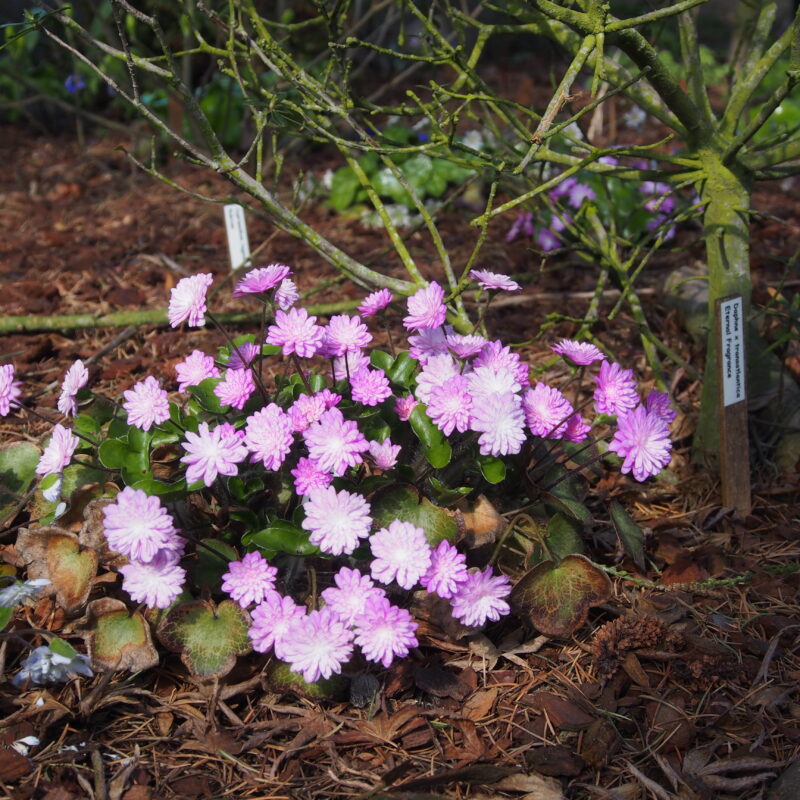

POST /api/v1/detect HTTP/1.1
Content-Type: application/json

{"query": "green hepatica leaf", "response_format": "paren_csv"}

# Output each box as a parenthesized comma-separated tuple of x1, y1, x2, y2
(98, 439, 129, 469)
(158, 599, 251, 680)
(243, 520, 319, 559)
(268, 660, 347, 700)
(477, 455, 506, 484)
(545, 512, 584, 562)
(370, 484, 460, 546)
(78, 598, 159, 672)
(192, 539, 239, 589)
(609, 500, 646, 571)
(388, 351, 416, 389)
(189, 376, 225, 414)
(510, 554, 611, 638)
(0, 441, 40, 522)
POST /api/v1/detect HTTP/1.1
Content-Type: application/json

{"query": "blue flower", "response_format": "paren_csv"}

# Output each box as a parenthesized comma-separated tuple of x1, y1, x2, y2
(64, 73, 85, 94)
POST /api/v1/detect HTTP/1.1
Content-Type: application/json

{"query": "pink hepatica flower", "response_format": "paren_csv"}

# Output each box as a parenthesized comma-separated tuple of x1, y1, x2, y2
(358, 288, 393, 317)
(267, 307, 324, 358)
(403, 282, 447, 331)
(36, 424, 79, 476)
(57, 360, 89, 417)
(119, 549, 185, 609)
(415, 353, 459, 405)
(420, 540, 468, 599)
(274, 277, 299, 310)
(563, 413, 592, 443)
(291, 456, 332, 495)
(245, 404, 293, 470)
(302, 406, 369, 476)
(594, 361, 639, 417)
(350, 368, 392, 406)
(645, 390, 678, 425)
(370, 520, 432, 590)
(103, 487, 180, 562)
(226, 341, 260, 371)
(446, 333, 487, 360)
(301, 485, 372, 556)
(249, 591, 306, 659)
(394, 394, 417, 421)
(214, 368, 255, 410)
(474, 341, 529, 388)
(469, 269, 521, 293)
(427, 374, 472, 436)
(288, 393, 327, 433)
(522, 384, 574, 439)
(123, 376, 170, 431)
(282, 607, 354, 683)
(408, 326, 450, 364)
(567, 182, 596, 209)
(537, 227, 560, 252)
(323, 315, 372, 357)
(181, 421, 247, 486)
(608, 404, 672, 481)
(551, 339, 606, 366)
(168, 273, 213, 328)
(221, 551, 277, 607)
(321, 567, 386, 626)
(354, 597, 418, 668)
(467, 364, 521, 400)
(450, 566, 511, 627)
(368, 438, 401, 470)
(0, 364, 22, 417)
(232, 263, 291, 297)
(505, 211, 534, 243)
(470, 391, 526, 456)
(331, 350, 369, 382)
(175, 350, 220, 393)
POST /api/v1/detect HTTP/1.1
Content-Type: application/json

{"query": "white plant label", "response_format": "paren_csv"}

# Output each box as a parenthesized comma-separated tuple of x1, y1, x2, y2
(224, 204, 251, 270)
(720, 296, 745, 407)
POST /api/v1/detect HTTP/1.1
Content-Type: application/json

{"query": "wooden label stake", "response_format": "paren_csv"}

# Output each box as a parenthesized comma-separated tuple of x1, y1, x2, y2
(716, 295, 751, 515)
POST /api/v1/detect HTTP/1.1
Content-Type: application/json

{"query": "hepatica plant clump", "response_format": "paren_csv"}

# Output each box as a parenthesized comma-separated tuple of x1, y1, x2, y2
(0, 265, 675, 690)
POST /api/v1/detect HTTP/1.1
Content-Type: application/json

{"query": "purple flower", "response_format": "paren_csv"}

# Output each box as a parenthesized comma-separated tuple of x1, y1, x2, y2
(594, 361, 639, 416)
(358, 289, 393, 317)
(644, 390, 678, 425)
(244, 404, 294, 470)
(36, 424, 79, 475)
(317, 389, 342, 409)
(446, 333, 487, 360)
(175, 350, 220, 392)
(282, 607, 354, 683)
(408, 326, 450, 364)
(291, 456, 333, 495)
(567, 182, 596, 209)
(302, 407, 369, 476)
(331, 350, 370, 382)
(394, 394, 417, 421)
(474, 342, 529, 388)
(469, 269, 521, 292)
(0, 364, 22, 417)
(536, 228, 560, 251)
(522, 384, 574, 438)
(301, 486, 372, 555)
(168, 273, 213, 328)
(354, 597, 418, 668)
(403, 282, 447, 331)
(103, 487, 180, 562)
(470, 391, 527, 456)
(350, 368, 392, 406)
(221, 551, 278, 607)
(505, 211, 534, 243)
(370, 520, 432, 590)
(181, 422, 247, 486)
(450, 566, 511, 627)
(551, 339, 606, 366)
(214, 368, 255, 410)
(420, 540, 468, 599)
(123, 376, 170, 431)
(608, 404, 672, 481)
(321, 567, 386, 626)
(232, 264, 291, 297)
(549, 175, 578, 200)
(288, 393, 327, 433)
(427, 375, 472, 436)
(267, 307, 324, 358)
(226, 341, 260, 371)
(368, 438, 401, 470)
(57, 360, 89, 417)
(119, 549, 185, 609)
(323, 315, 372, 356)
(563, 413, 592, 443)
(415, 354, 459, 404)
(274, 278, 299, 310)
(466, 364, 522, 399)
(249, 591, 307, 659)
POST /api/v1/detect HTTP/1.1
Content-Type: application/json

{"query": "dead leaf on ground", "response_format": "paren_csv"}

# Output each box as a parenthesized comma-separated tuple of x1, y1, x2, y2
(524, 744, 586, 777)
(524, 692, 595, 730)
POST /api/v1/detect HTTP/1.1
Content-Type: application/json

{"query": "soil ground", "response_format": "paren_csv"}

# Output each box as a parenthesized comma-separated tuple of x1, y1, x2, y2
(1, 121, 800, 800)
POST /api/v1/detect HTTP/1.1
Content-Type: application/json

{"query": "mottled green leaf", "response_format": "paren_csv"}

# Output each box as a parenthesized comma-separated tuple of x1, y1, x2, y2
(370, 484, 459, 546)
(609, 500, 646, 570)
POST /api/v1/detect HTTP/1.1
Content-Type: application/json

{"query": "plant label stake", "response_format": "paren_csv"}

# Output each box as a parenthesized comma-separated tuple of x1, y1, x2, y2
(224, 204, 251, 271)
(716, 295, 750, 515)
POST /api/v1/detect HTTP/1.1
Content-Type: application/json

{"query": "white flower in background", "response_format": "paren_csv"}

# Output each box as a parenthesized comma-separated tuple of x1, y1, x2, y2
(12, 644, 93, 688)
(624, 105, 647, 130)
(0, 578, 50, 607)
(460, 130, 484, 151)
